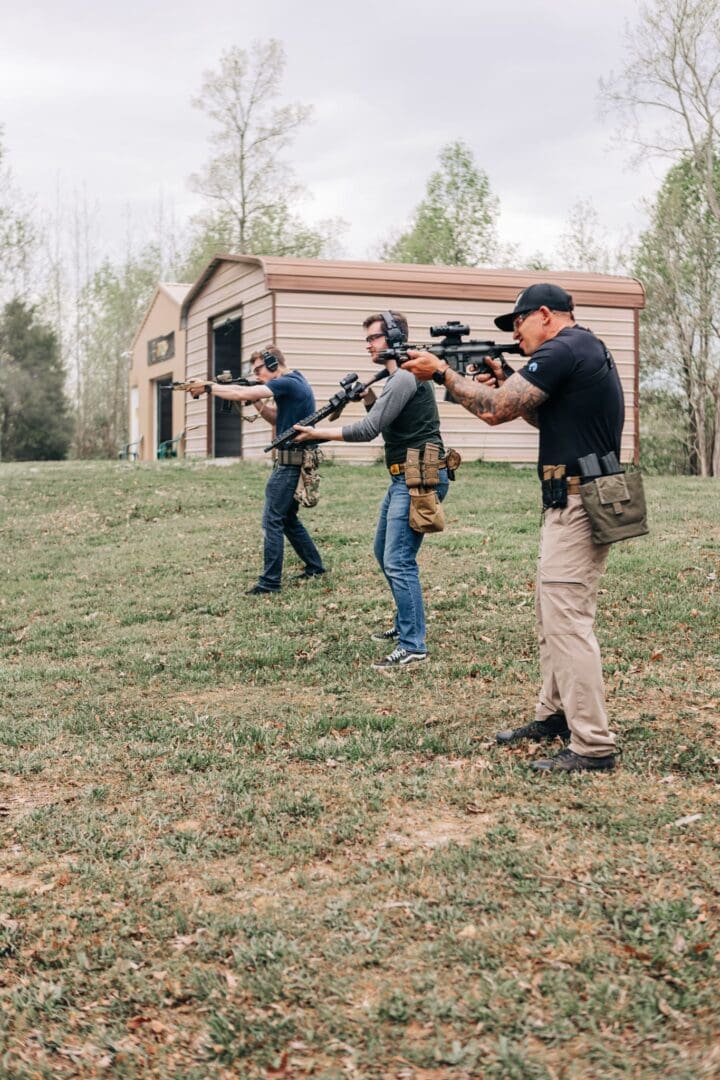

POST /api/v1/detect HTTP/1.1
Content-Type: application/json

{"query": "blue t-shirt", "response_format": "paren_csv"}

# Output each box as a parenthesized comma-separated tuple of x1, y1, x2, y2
(518, 326, 625, 475)
(266, 370, 316, 441)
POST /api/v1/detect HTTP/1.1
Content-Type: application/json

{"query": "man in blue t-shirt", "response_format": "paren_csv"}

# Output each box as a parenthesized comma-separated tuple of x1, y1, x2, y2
(188, 345, 325, 594)
(403, 284, 622, 775)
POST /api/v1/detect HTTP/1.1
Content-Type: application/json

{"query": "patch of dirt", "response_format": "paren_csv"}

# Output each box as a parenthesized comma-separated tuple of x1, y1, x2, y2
(375, 805, 497, 853)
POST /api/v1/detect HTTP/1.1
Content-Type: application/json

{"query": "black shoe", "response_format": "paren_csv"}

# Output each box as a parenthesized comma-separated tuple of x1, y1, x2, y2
(293, 568, 326, 581)
(370, 627, 399, 643)
(371, 647, 427, 671)
(245, 584, 279, 595)
(496, 712, 570, 745)
(530, 748, 616, 773)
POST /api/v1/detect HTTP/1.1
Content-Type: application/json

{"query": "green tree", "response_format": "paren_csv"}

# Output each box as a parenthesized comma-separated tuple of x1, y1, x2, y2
(74, 246, 163, 458)
(185, 39, 343, 271)
(634, 156, 720, 475)
(380, 141, 499, 266)
(0, 298, 73, 461)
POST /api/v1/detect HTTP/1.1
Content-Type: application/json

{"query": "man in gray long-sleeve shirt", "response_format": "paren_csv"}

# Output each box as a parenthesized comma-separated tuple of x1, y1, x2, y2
(294, 310, 449, 670)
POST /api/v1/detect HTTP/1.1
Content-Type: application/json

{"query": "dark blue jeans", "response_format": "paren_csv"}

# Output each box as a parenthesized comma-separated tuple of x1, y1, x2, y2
(373, 470, 449, 654)
(257, 464, 325, 590)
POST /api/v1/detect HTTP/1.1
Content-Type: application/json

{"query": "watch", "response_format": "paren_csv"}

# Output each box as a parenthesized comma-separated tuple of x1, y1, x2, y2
(432, 363, 449, 386)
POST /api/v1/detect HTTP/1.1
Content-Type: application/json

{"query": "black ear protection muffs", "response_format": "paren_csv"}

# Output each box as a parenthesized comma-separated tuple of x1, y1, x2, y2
(381, 310, 407, 348)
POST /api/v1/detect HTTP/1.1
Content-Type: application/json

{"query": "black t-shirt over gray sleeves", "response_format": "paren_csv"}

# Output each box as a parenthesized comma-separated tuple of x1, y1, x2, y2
(341, 369, 419, 442)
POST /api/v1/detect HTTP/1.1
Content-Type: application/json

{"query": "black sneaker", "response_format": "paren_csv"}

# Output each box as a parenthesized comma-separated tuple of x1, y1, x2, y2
(245, 584, 279, 595)
(496, 712, 570, 746)
(530, 748, 616, 773)
(372, 647, 427, 671)
(293, 569, 326, 581)
(370, 627, 400, 643)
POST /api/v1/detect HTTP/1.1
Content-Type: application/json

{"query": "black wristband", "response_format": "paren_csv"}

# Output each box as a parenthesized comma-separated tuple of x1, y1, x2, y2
(432, 364, 449, 386)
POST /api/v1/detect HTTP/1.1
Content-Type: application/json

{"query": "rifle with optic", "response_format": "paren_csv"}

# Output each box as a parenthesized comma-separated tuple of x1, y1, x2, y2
(377, 320, 522, 401)
(265, 369, 390, 452)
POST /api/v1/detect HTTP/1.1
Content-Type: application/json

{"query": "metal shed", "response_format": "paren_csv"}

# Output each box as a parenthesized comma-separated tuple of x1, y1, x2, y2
(129, 282, 191, 461)
(179, 256, 645, 463)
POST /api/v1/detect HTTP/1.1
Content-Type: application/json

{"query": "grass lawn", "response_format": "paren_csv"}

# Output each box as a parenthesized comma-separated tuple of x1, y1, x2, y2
(0, 458, 718, 1079)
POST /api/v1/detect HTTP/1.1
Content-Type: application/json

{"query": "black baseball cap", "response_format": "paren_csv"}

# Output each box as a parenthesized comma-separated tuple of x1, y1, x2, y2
(494, 283, 574, 332)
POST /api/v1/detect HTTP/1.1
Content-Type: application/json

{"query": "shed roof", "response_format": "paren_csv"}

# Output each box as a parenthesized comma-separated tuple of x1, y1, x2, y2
(133, 282, 192, 348)
(180, 255, 645, 325)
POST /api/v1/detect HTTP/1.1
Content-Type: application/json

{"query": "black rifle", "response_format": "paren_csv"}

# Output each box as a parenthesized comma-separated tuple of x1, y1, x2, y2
(378, 320, 522, 400)
(265, 369, 390, 453)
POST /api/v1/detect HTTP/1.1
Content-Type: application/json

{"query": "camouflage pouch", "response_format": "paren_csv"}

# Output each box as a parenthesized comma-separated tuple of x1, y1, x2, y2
(408, 488, 446, 534)
(404, 448, 422, 487)
(580, 470, 649, 545)
(294, 448, 323, 508)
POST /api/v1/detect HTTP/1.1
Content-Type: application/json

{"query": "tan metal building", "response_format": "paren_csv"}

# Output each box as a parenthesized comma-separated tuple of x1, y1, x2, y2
(128, 283, 191, 460)
(177, 256, 645, 463)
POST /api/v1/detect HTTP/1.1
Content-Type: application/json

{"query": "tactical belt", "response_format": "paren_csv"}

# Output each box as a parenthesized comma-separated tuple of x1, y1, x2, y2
(389, 459, 447, 476)
(542, 466, 581, 496)
(277, 449, 305, 466)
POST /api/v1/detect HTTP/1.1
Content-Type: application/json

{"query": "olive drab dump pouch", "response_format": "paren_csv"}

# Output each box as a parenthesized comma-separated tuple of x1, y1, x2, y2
(580, 469, 649, 545)
(404, 446, 446, 534)
(294, 448, 323, 508)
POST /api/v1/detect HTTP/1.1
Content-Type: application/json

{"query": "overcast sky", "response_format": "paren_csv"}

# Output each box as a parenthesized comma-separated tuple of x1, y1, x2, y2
(1, 0, 665, 268)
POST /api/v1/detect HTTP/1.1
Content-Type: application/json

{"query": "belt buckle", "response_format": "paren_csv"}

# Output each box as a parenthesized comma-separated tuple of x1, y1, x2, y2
(389, 463, 401, 475)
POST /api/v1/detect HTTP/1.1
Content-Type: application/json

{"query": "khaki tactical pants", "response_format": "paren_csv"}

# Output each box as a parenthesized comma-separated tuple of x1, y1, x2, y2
(535, 495, 616, 758)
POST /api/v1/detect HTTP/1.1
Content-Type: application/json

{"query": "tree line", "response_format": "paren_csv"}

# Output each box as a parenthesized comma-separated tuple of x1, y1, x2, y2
(0, 0, 718, 475)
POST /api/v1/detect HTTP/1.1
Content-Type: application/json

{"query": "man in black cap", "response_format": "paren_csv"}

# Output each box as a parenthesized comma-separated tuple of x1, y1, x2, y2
(402, 284, 623, 774)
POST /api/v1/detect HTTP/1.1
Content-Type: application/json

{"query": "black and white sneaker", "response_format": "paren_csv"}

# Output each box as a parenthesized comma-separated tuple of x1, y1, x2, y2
(372, 647, 427, 670)
(370, 627, 400, 643)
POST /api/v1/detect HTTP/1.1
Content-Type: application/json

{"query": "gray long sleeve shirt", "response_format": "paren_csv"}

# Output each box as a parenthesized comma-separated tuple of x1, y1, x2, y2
(341, 369, 419, 442)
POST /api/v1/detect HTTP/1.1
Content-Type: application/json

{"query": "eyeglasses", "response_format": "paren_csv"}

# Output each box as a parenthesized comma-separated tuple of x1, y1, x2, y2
(365, 332, 386, 344)
(513, 309, 538, 331)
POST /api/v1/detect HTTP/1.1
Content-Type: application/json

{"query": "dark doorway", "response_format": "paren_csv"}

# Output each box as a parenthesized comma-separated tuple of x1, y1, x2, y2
(155, 376, 173, 456)
(213, 315, 242, 457)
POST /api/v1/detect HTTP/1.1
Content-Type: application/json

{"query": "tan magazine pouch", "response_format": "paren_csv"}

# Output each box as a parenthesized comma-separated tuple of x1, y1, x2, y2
(579, 471, 649, 545)
(404, 448, 422, 487)
(421, 443, 440, 488)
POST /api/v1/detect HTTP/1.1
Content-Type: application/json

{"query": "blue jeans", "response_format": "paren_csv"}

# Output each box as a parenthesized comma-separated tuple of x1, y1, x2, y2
(258, 465, 325, 590)
(373, 470, 449, 654)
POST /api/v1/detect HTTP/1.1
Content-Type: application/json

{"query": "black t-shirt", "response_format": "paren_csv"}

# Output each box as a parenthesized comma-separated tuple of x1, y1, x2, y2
(518, 325, 625, 476)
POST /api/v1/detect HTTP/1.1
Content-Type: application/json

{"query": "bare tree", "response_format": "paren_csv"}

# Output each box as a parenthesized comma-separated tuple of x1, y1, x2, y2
(634, 155, 720, 475)
(0, 128, 37, 302)
(555, 199, 626, 274)
(601, 0, 720, 224)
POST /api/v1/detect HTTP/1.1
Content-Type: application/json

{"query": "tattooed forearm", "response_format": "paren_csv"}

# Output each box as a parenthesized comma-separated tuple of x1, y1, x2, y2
(444, 371, 547, 426)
